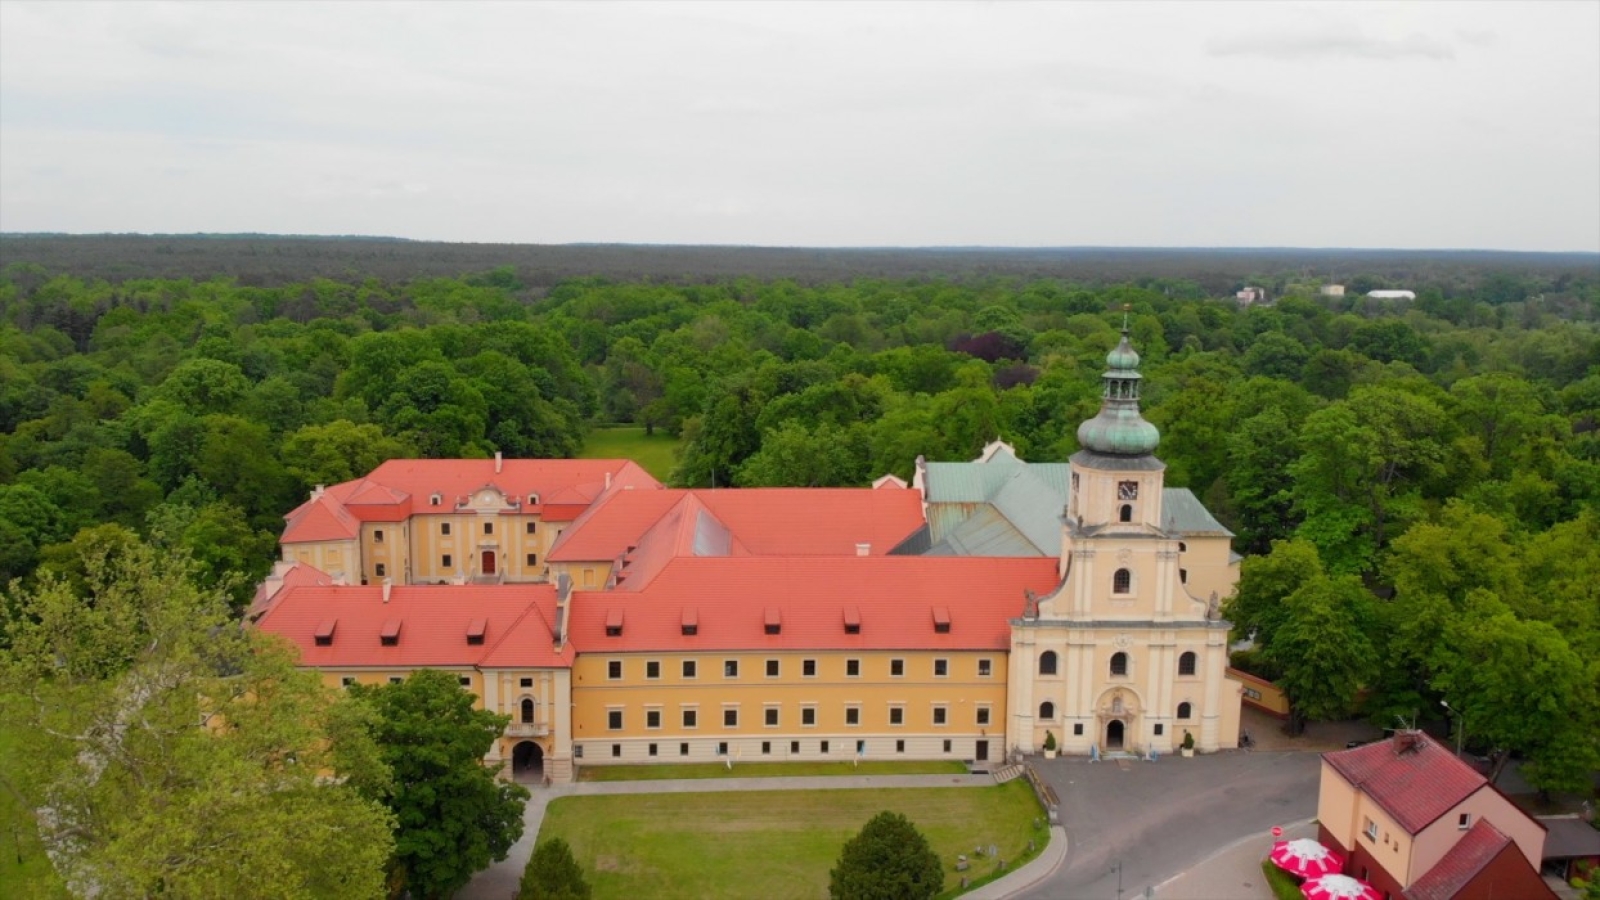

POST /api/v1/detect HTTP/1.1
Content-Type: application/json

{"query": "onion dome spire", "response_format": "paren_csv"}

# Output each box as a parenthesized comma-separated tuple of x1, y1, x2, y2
(1075, 313, 1160, 456)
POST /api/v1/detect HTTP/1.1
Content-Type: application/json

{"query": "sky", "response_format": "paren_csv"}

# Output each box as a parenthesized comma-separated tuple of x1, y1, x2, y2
(1, 1, 1597, 251)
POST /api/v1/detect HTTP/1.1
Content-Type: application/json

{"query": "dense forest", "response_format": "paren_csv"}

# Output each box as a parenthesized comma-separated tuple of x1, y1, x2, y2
(2, 240, 1598, 794)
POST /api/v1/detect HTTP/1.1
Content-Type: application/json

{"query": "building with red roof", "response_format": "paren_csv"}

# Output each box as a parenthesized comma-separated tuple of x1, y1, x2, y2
(1317, 731, 1554, 900)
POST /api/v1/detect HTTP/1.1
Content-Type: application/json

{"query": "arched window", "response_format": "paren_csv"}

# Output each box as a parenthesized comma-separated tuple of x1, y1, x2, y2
(1119, 504, 1133, 523)
(1110, 652, 1128, 677)
(520, 698, 535, 724)
(1039, 701, 1055, 720)
(1178, 541, 1187, 553)
(1177, 702, 1192, 720)
(1113, 569, 1131, 594)
(1039, 651, 1058, 676)
(1178, 651, 1197, 676)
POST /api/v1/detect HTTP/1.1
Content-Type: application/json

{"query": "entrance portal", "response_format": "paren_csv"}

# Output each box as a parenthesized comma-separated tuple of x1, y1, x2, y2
(482, 551, 497, 576)
(512, 740, 543, 781)
(1106, 720, 1125, 750)
(975, 740, 989, 762)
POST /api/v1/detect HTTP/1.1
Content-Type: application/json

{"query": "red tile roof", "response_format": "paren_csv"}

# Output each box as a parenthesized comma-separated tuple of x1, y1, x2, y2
(1404, 819, 1513, 900)
(1324, 733, 1488, 835)
(255, 582, 572, 669)
(547, 488, 924, 564)
(281, 459, 661, 544)
(566, 556, 1061, 652)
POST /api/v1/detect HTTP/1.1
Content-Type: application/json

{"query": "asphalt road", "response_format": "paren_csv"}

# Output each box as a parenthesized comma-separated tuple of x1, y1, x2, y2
(1014, 750, 1323, 900)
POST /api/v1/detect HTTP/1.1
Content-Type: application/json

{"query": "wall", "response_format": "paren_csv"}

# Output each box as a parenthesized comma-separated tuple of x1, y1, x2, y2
(1230, 667, 1289, 718)
(1413, 787, 1547, 877)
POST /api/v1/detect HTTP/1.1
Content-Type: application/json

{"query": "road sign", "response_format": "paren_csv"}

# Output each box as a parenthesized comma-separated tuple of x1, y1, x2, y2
(1271, 826, 1283, 838)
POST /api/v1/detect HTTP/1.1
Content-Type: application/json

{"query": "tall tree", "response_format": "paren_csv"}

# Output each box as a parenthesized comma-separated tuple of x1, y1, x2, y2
(350, 669, 529, 900)
(828, 810, 944, 900)
(1266, 575, 1379, 735)
(518, 837, 591, 900)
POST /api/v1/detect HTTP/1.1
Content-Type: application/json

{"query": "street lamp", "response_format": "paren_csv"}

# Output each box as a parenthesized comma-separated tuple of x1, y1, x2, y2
(1440, 700, 1464, 758)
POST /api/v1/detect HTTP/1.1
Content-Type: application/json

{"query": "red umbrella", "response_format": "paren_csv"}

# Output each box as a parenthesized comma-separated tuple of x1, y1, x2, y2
(1269, 838, 1344, 878)
(1301, 873, 1381, 900)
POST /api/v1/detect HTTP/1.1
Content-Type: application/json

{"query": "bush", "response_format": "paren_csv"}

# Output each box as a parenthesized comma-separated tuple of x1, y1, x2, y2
(519, 837, 591, 900)
(1043, 730, 1057, 751)
(1261, 860, 1303, 900)
(1182, 730, 1196, 751)
(829, 810, 943, 900)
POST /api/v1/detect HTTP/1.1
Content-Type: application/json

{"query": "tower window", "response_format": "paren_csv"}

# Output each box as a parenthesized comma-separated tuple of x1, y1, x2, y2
(1177, 702, 1192, 719)
(1111, 652, 1129, 677)
(1113, 568, 1132, 594)
(1039, 701, 1055, 720)
(1039, 651, 1058, 676)
(1119, 504, 1133, 523)
(1179, 651, 1197, 676)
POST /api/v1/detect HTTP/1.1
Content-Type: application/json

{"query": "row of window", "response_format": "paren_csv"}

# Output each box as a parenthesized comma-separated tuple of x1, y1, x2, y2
(1036, 700, 1195, 720)
(373, 521, 540, 541)
(372, 552, 540, 577)
(605, 657, 992, 681)
(1037, 650, 1199, 677)
(606, 703, 994, 731)
(581, 737, 964, 759)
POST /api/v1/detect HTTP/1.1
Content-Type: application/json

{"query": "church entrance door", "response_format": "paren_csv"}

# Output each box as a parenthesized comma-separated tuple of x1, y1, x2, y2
(1106, 720, 1126, 750)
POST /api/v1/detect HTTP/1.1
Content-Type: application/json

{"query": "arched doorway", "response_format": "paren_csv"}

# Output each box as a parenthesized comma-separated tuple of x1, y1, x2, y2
(1106, 720, 1126, 750)
(512, 740, 543, 781)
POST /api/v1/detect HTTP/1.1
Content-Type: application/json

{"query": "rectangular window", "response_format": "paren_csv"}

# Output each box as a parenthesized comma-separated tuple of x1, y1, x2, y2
(607, 710, 622, 730)
(607, 660, 622, 680)
(762, 741, 771, 755)
(375, 563, 386, 577)
(846, 659, 860, 677)
(648, 743, 658, 757)
(388, 676, 403, 684)
(682, 709, 698, 728)
(458, 676, 471, 687)
(526, 522, 537, 534)
(484, 522, 493, 535)
(441, 554, 452, 567)
(976, 706, 991, 726)
(821, 740, 830, 754)
(723, 708, 738, 728)
(724, 660, 739, 678)
(890, 659, 905, 677)
(646, 710, 661, 729)
(766, 659, 779, 677)
(526, 553, 537, 566)
(1073, 723, 1084, 736)
(646, 660, 661, 679)
(934, 659, 948, 677)
(790, 740, 800, 754)
(1154, 724, 1164, 736)
(802, 707, 817, 727)
(896, 739, 905, 754)
(717, 741, 728, 756)
(856, 740, 866, 755)
(846, 707, 860, 726)
(611, 743, 621, 758)
(933, 706, 947, 725)
(803, 659, 817, 677)
(1458, 813, 1471, 830)
(374, 530, 384, 543)
(441, 523, 451, 536)
(978, 659, 992, 677)
(680, 743, 689, 757)
(520, 677, 534, 687)
(682, 660, 697, 679)
(889, 707, 904, 726)
(341, 676, 356, 687)
(1364, 818, 1378, 841)
(765, 707, 779, 727)
(943, 739, 952, 753)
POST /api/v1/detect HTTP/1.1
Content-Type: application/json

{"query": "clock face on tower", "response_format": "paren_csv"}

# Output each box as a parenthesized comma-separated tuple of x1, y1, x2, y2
(1118, 481, 1138, 501)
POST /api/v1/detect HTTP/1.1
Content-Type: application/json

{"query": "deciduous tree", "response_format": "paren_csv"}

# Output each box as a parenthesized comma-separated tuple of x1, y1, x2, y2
(828, 810, 943, 900)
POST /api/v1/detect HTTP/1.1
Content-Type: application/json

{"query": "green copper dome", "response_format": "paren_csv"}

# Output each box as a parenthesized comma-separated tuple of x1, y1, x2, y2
(1076, 330, 1160, 456)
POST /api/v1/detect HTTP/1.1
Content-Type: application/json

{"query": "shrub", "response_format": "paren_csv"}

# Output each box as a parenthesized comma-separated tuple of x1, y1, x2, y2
(829, 810, 943, 900)
(519, 837, 591, 900)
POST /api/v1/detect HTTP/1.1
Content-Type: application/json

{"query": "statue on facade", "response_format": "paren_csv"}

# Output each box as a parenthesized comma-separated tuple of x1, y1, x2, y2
(1206, 591, 1221, 621)
(1023, 589, 1040, 619)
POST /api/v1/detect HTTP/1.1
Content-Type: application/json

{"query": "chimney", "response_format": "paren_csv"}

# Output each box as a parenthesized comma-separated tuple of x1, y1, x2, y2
(605, 471, 612, 490)
(1392, 731, 1422, 755)
(312, 484, 325, 500)
(382, 577, 393, 604)
(494, 451, 503, 474)
(856, 543, 871, 557)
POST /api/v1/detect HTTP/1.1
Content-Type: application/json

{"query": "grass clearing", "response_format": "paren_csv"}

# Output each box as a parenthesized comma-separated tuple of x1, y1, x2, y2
(540, 780, 1046, 900)
(578, 759, 968, 782)
(579, 426, 681, 481)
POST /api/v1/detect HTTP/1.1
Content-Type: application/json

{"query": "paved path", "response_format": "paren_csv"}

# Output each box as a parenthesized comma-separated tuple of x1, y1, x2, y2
(1157, 818, 1316, 899)
(457, 773, 1006, 900)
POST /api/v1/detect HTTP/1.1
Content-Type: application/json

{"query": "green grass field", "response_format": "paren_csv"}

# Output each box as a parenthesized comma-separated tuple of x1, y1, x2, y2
(579, 426, 682, 481)
(578, 759, 969, 782)
(540, 781, 1046, 900)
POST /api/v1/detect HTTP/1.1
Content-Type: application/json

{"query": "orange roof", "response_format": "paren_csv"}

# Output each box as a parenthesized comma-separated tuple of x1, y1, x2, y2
(1324, 733, 1491, 835)
(548, 487, 925, 564)
(248, 561, 336, 618)
(567, 556, 1060, 652)
(281, 459, 662, 544)
(255, 582, 572, 669)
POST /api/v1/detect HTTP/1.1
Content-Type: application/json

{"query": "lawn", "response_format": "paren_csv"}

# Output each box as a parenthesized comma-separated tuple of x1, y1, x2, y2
(540, 781, 1046, 900)
(579, 759, 969, 782)
(579, 426, 682, 481)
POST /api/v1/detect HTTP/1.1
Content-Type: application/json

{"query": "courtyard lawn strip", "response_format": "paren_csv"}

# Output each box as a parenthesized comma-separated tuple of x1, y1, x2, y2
(578, 426, 681, 481)
(577, 759, 968, 782)
(540, 780, 1044, 900)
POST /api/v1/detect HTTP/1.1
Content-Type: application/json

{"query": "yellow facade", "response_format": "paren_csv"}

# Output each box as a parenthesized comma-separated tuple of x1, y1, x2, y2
(571, 650, 1009, 766)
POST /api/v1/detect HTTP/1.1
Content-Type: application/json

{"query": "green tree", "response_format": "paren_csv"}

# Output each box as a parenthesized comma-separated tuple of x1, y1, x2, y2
(282, 419, 414, 489)
(1223, 538, 1323, 649)
(0, 538, 395, 898)
(1266, 575, 1379, 735)
(828, 810, 943, 900)
(351, 669, 529, 900)
(518, 837, 591, 900)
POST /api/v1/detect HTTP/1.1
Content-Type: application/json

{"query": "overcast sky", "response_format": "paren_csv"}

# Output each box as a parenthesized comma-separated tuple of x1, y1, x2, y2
(2, 1, 1596, 251)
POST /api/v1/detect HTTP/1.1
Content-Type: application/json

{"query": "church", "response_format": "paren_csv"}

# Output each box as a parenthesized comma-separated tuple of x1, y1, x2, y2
(254, 327, 1243, 780)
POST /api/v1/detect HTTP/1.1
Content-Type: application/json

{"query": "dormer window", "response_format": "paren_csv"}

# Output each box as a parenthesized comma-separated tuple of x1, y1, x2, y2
(932, 607, 951, 634)
(430, 493, 442, 506)
(605, 609, 624, 637)
(466, 619, 486, 646)
(380, 620, 401, 646)
(764, 608, 781, 636)
(527, 493, 539, 506)
(314, 620, 337, 646)
(681, 608, 698, 636)
(843, 606, 861, 635)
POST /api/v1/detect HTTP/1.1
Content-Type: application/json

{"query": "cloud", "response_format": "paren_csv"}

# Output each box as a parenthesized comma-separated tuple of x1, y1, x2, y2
(1207, 28, 1455, 61)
